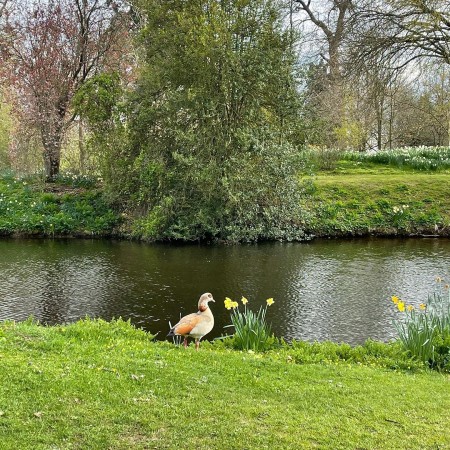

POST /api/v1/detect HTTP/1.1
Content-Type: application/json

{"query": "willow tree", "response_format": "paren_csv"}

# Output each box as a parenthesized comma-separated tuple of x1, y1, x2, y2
(120, 0, 305, 242)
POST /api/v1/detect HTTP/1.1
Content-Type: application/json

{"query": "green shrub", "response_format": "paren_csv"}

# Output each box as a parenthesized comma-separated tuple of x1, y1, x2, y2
(0, 174, 120, 235)
(110, 0, 305, 243)
(303, 146, 344, 171)
(131, 140, 306, 242)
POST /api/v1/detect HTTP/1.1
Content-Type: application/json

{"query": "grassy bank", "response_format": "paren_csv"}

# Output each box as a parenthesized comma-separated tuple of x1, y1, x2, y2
(301, 162, 450, 237)
(0, 319, 449, 449)
(0, 174, 120, 237)
(1, 157, 449, 240)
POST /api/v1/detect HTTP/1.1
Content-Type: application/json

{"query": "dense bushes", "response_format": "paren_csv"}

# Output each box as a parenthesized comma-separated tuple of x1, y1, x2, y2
(81, 0, 306, 242)
(130, 139, 306, 242)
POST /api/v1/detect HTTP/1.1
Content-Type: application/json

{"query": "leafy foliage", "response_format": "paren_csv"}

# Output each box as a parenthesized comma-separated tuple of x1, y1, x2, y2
(72, 72, 132, 205)
(73, 73, 123, 125)
(113, 0, 305, 242)
(0, 174, 119, 236)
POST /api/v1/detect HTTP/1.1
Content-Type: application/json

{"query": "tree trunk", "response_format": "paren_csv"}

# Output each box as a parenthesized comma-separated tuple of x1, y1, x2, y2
(41, 117, 63, 181)
(40, 97, 69, 181)
(376, 105, 382, 151)
(447, 108, 450, 147)
(328, 40, 342, 85)
(79, 119, 86, 174)
(43, 141, 62, 180)
(388, 91, 394, 149)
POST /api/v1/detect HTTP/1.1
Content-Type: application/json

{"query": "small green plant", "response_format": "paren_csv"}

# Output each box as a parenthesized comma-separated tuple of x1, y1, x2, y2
(223, 296, 276, 352)
(392, 279, 450, 370)
(303, 146, 343, 171)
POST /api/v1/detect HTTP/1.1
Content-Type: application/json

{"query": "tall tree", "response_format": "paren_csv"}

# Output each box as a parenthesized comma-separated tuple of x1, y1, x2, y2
(2, 0, 128, 179)
(294, 0, 354, 82)
(293, 1, 357, 148)
(115, 0, 304, 241)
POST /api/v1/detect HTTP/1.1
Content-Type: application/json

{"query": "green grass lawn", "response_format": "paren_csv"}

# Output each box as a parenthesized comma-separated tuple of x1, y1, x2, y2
(0, 319, 449, 449)
(300, 163, 450, 237)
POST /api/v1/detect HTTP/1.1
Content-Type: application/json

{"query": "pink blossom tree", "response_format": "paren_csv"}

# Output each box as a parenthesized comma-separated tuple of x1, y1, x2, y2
(3, 0, 129, 179)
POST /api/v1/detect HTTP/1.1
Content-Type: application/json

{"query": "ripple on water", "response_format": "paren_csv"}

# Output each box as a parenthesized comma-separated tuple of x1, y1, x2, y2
(0, 238, 449, 345)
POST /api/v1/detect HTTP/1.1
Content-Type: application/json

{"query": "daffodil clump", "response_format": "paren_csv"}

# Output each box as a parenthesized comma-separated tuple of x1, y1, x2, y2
(343, 145, 450, 171)
(392, 278, 450, 370)
(224, 296, 276, 352)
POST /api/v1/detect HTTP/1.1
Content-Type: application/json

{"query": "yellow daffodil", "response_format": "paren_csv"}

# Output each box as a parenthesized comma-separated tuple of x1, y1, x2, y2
(445, 285, 449, 290)
(224, 297, 239, 310)
(266, 298, 274, 306)
(397, 301, 405, 312)
(391, 296, 399, 304)
(241, 297, 248, 305)
(436, 276, 442, 283)
(224, 297, 233, 310)
(419, 303, 426, 310)
(406, 305, 414, 312)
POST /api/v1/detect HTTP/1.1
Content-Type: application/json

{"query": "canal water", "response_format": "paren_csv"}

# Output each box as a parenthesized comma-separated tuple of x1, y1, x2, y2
(0, 237, 449, 345)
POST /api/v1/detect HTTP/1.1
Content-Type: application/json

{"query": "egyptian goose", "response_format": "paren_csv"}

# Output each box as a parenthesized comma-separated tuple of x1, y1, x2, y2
(168, 293, 215, 350)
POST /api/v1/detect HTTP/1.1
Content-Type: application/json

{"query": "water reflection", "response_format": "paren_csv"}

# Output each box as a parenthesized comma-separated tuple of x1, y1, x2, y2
(0, 238, 449, 345)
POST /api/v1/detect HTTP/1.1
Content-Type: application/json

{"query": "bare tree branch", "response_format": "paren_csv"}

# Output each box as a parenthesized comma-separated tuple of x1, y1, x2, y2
(294, 0, 353, 81)
(294, 0, 334, 39)
(0, 0, 9, 18)
(352, 0, 450, 69)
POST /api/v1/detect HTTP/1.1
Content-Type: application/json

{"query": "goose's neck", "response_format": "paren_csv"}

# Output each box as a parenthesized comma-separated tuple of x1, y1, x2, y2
(199, 307, 213, 319)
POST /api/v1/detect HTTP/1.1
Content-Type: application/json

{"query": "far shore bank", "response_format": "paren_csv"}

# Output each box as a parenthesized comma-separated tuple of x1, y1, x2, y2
(1, 168, 449, 243)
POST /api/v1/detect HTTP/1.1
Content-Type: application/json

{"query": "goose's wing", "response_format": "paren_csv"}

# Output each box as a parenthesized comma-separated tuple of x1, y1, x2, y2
(172, 312, 202, 336)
